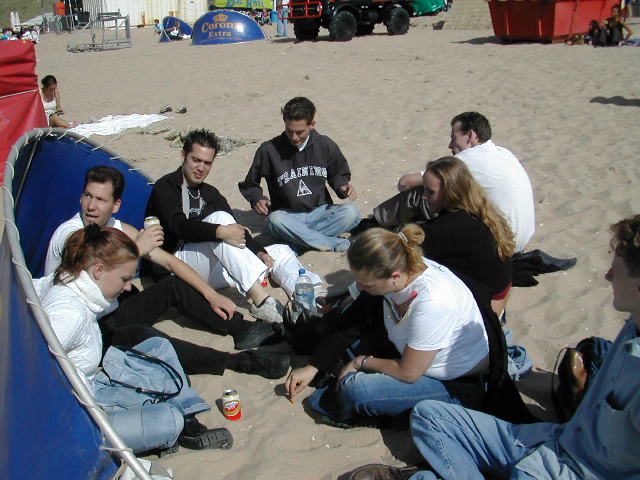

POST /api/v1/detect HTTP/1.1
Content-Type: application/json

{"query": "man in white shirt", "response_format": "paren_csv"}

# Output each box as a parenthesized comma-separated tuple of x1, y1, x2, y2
(46, 165, 284, 352)
(373, 112, 535, 253)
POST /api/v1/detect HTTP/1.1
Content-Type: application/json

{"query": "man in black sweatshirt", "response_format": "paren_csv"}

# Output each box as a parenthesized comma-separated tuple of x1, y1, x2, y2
(147, 129, 323, 323)
(239, 97, 361, 253)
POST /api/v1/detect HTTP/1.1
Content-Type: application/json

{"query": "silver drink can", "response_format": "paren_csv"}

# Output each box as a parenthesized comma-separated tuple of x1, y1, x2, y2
(144, 216, 160, 229)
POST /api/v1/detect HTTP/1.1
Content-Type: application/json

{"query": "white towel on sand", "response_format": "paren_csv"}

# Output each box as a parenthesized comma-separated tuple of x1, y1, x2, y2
(70, 114, 169, 137)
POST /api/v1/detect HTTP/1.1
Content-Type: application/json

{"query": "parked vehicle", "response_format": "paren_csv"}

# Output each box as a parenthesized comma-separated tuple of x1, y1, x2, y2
(286, 0, 414, 41)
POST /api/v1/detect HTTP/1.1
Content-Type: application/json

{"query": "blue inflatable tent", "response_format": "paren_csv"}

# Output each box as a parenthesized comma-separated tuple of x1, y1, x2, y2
(192, 10, 267, 45)
(2, 129, 159, 480)
(160, 16, 194, 42)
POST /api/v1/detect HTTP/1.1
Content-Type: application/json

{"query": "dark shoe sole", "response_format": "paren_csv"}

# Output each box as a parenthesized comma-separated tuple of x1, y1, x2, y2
(178, 427, 233, 450)
(317, 415, 391, 430)
(345, 463, 422, 480)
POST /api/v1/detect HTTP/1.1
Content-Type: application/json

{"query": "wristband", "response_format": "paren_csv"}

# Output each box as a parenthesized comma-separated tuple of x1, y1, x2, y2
(359, 355, 373, 371)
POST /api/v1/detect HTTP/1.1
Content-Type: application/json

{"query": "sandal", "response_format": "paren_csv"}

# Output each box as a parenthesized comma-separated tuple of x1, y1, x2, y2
(159, 105, 172, 114)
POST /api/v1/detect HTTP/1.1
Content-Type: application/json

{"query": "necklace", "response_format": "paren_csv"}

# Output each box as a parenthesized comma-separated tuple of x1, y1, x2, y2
(187, 187, 201, 200)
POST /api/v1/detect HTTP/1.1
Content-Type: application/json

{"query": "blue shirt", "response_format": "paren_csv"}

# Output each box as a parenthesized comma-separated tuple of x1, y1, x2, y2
(515, 318, 640, 479)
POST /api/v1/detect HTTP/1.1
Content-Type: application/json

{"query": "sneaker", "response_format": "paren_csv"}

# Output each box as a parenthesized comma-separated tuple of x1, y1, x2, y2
(232, 320, 284, 350)
(317, 414, 392, 430)
(249, 296, 284, 323)
(244, 350, 290, 379)
(344, 463, 422, 480)
(178, 416, 233, 450)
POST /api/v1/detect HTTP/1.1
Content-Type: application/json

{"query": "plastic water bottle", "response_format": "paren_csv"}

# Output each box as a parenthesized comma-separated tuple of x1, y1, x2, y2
(294, 268, 316, 312)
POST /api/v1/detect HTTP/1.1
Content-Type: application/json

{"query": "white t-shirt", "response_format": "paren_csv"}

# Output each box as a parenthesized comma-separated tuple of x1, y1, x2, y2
(383, 258, 488, 380)
(44, 213, 123, 275)
(455, 140, 535, 252)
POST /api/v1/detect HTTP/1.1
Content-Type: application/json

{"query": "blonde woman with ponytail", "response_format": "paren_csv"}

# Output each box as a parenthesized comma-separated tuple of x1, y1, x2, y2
(421, 156, 515, 315)
(286, 224, 490, 427)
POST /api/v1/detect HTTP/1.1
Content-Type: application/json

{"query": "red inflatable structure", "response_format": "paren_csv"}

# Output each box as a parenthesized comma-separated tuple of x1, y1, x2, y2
(0, 41, 47, 185)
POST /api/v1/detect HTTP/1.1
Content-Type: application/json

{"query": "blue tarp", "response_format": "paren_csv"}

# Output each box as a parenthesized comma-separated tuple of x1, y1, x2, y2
(13, 134, 153, 278)
(192, 10, 267, 45)
(160, 16, 194, 42)
(0, 224, 117, 479)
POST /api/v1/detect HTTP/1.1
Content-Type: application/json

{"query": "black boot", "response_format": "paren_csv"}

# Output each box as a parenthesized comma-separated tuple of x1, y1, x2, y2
(228, 317, 284, 350)
(178, 414, 233, 450)
(229, 350, 290, 379)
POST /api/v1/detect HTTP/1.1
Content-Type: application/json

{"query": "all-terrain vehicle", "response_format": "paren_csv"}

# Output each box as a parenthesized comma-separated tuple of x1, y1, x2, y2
(286, 0, 414, 41)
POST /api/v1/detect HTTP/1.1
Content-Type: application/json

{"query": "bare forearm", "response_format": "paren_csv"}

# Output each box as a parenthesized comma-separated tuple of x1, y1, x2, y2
(361, 357, 421, 383)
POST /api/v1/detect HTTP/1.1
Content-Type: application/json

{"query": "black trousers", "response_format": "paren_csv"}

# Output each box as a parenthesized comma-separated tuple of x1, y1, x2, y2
(100, 275, 233, 376)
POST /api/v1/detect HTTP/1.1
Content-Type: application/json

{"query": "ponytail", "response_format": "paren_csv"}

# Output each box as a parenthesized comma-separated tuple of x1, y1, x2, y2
(54, 224, 139, 285)
(348, 224, 426, 279)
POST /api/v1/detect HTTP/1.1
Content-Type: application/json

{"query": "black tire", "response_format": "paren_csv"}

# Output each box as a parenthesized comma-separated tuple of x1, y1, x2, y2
(329, 10, 357, 41)
(293, 19, 320, 41)
(356, 23, 375, 36)
(385, 7, 410, 35)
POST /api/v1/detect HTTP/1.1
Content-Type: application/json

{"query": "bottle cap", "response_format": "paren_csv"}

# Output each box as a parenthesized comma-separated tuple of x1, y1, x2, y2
(298, 268, 306, 274)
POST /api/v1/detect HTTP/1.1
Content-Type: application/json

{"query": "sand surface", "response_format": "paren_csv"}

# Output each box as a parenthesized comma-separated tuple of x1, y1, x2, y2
(31, 18, 640, 479)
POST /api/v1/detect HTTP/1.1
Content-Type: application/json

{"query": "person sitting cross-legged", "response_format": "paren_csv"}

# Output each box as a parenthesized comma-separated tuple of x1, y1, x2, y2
(239, 97, 361, 253)
(347, 214, 640, 480)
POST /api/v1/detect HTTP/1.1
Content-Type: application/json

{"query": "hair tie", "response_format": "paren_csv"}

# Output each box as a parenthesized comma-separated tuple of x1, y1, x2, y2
(84, 223, 102, 242)
(397, 231, 408, 243)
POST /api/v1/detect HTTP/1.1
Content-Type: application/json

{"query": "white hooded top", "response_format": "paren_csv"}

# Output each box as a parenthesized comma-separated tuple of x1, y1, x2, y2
(33, 271, 118, 393)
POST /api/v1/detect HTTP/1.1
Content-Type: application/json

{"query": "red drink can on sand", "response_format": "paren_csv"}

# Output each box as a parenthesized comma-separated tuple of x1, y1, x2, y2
(222, 389, 242, 420)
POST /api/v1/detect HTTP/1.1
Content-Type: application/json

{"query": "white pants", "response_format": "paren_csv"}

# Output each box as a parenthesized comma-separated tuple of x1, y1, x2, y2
(175, 211, 322, 298)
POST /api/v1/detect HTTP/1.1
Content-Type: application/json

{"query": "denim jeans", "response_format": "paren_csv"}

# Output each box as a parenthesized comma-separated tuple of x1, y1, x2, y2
(107, 404, 184, 453)
(408, 401, 541, 480)
(95, 337, 211, 453)
(266, 204, 361, 252)
(277, 7, 289, 36)
(308, 371, 485, 422)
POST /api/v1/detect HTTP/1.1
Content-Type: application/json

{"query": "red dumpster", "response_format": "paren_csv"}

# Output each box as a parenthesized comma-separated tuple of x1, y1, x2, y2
(488, 0, 618, 43)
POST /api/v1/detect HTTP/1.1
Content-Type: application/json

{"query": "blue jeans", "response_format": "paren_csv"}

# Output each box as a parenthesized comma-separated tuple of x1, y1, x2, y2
(408, 401, 541, 480)
(107, 404, 184, 453)
(95, 337, 211, 453)
(308, 371, 486, 422)
(266, 204, 361, 252)
(277, 7, 289, 36)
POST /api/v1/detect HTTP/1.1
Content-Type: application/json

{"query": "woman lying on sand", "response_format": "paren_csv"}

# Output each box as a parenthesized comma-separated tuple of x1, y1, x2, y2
(286, 224, 490, 427)
(419, 156, 515, 316)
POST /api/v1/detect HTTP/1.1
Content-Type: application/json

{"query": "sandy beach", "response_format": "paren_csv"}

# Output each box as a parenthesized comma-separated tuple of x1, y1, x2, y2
(29, 17, 640, 479)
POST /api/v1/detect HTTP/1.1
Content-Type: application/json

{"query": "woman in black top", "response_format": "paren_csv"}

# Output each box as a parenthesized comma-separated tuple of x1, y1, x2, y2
(420, 156, 516, 315)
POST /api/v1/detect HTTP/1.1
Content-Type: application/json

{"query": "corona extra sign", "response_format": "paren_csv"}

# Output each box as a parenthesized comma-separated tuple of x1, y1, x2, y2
(192, 10, 267, 44)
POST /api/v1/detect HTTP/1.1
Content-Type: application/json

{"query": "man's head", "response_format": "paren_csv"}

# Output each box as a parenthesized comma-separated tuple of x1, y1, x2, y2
(281, 97, 316, 148)
(606, 215, 640, 318)
(181, 129, 220, 187)
(80, 166, 125, 227)
(449, 112, 492, 155)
